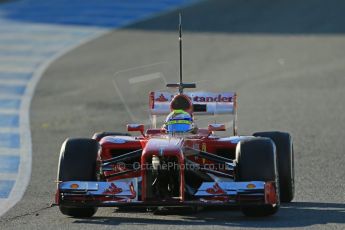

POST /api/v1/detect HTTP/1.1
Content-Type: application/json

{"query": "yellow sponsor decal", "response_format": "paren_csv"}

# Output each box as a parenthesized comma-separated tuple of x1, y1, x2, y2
(201, 143, 207, 152)
(70, 184, 79, 189)
(201, 143, 207, 164)
(246, 183, 256, 189)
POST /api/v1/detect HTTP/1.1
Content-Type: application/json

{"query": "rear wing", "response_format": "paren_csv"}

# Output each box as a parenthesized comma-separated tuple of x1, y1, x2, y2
(149, 91, 237, 115)
(149, 91, 237, 135)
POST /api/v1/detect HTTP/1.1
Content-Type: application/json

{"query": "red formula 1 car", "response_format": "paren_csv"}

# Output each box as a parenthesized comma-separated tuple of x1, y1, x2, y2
(55, 17, 294, 218)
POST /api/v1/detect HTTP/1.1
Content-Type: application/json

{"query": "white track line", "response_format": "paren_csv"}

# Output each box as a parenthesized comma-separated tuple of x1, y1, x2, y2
(0, 173, 18, 181)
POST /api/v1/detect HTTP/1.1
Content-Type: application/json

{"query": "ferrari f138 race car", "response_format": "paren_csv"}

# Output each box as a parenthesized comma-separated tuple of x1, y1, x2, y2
(55, 17, 294, 218)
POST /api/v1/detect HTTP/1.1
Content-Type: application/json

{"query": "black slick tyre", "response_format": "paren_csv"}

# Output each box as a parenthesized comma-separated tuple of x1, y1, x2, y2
(236, 137, 279, 217)
(253, 131, 294, 202)
(57, 138, 99, 218)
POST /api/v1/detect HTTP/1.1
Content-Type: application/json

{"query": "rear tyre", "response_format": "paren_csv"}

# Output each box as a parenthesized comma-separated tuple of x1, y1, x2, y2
(236, 138, 279, 217)
(57, 138, 99, 218)
(253, 131, 294, 202)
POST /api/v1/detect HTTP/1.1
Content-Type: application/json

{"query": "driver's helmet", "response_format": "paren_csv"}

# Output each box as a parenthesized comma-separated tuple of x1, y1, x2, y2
(165, 110, 193, 133)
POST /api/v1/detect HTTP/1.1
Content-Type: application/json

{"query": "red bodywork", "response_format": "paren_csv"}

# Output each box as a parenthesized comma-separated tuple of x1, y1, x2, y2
(99, 128, 237, 183)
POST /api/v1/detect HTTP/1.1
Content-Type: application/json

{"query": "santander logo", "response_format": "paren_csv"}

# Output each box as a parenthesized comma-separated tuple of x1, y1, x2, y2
(192, 95, 232, 103)
(155, 94, 169, 102)
(154, 93, 233, 103)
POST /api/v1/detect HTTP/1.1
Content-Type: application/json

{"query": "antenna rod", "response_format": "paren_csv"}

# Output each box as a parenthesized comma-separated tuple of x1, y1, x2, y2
(179, 13, 183, 93)
(166, 15, 196, 92)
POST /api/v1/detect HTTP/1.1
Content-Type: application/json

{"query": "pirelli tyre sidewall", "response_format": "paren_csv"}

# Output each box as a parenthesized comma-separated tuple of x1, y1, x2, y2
(253, 131, 295, 203)
(57, 138, 100, 218)
(236, 137, 280, 217)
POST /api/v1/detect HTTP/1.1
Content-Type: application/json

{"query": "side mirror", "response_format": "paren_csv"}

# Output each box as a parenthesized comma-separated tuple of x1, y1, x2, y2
(208, 124, 226, 132)
(127, 124, 145, 136)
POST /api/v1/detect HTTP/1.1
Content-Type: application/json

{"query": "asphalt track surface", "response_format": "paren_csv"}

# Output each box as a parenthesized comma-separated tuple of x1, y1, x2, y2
(1, 0, 345, 229)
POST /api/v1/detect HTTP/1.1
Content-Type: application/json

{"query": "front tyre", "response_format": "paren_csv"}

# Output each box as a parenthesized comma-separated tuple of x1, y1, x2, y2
(57, 138, 99, 218)
(241, 205, 279, 217)
(236, 138, 280, 217)
(253, 131, 294, 202)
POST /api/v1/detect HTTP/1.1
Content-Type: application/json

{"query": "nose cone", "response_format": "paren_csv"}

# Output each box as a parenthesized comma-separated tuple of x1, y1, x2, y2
(140, 137, 186, 202)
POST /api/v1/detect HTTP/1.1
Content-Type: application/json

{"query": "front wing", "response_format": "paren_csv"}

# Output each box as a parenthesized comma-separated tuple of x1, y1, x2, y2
(56, 180, 277, 207)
